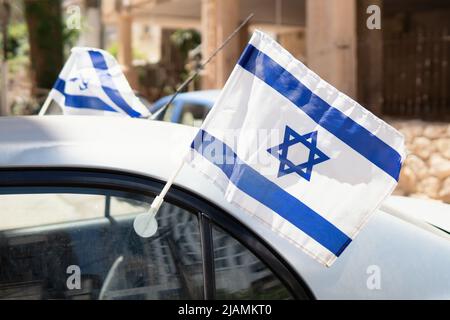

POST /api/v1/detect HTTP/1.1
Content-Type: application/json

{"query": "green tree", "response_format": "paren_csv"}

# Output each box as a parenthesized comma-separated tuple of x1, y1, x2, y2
(24, 0, 63, 92)
(170, 29, 201, 62)
(170, 29, 201, 90)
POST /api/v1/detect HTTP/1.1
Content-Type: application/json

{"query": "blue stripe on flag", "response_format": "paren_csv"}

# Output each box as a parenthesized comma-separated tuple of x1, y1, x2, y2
(54, 78, 117, 113)
(191, 129, 352, 257)
(88, 50, 142, 118)
(238, 44, 402, 181)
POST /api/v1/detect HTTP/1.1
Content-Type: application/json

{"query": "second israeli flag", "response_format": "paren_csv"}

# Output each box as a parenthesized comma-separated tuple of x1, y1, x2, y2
(186, 30, 405, 266)
(46, 47, 150, 118)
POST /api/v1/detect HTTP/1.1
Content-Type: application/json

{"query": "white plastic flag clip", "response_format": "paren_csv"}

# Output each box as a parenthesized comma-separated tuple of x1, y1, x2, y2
(133, 161, 185, 238)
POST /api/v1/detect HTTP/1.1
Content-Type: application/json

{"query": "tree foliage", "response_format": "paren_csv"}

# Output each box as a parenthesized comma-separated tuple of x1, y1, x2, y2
(24, 0, 63, 91)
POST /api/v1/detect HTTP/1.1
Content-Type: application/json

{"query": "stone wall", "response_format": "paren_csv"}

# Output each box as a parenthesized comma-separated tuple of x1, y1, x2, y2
(390, 120, 450, 203)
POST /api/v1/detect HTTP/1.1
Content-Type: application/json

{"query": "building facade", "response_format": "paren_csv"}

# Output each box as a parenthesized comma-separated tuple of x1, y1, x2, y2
(78, 0, 450, 120)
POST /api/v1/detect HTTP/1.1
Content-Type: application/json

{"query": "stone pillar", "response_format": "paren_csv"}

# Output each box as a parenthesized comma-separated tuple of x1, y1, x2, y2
(215, 0, 240, 87)
(79, 0, 102, 48)
(117, 2, 137, 88)
(201, 0, 217, 89)
(357, 0, 383, 115)
(278, 30, 306, 62)
(306, 0, 357, 99)
(201, 0, 240, 89)
(238, 19, 249, 54)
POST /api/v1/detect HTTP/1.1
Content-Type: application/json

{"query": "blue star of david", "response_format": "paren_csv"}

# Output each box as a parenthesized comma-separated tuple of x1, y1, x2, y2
(267, 126, 330, 181)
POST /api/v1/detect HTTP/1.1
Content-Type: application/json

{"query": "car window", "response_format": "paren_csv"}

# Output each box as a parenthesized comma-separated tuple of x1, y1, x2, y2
(0, 189, 203, 300)
(109, 196, 148, 217)
(161, 103, 175, 122)
(180, 103, 210, 127)
(0, 193, 105, 231)
(212, 224, 293, 299)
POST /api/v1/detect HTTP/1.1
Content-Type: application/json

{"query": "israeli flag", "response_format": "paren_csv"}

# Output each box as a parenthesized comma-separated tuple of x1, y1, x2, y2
(46, 47, 150, 117)
(186, 31, 405, 266)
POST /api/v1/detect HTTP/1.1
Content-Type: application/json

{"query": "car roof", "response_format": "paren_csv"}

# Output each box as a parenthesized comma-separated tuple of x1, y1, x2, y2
(0, 116, 197, 174)
(1, 116, 450, 299)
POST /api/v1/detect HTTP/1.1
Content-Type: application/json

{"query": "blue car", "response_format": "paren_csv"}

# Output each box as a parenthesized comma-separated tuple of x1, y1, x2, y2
(149, 90, 220, 127)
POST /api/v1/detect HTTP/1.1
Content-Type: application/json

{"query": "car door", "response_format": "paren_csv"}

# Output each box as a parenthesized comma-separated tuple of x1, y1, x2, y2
(0, 168, 312, 300)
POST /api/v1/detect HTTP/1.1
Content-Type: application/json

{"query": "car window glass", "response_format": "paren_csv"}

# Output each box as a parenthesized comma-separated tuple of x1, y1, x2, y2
(109, 196, 148, 216)
(212, 224, 292, 300)
(180, 103, 210, 127)
(0, 189, 203, 300)
(162, 103, 175, 122)
(0, 193, 105, 230)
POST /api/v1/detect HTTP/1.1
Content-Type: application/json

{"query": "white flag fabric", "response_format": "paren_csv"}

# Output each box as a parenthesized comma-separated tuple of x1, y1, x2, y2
(47, 47, 150, 117)
(186, 31, 405, 266)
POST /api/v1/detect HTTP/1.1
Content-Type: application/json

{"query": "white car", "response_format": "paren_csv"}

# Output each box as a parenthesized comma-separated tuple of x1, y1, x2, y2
(0, 116, 449, 300)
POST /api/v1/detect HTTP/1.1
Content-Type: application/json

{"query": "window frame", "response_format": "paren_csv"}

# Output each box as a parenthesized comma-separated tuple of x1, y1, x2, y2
(0, 167, 314, 300)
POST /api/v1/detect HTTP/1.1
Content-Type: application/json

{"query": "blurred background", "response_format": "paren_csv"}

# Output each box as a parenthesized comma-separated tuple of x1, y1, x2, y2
(0, 0, 449, 203)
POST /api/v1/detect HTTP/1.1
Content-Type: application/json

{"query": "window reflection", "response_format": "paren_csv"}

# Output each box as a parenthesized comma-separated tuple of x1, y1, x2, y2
(212, 225, 292, 300)
(0, 190, 203, 300)
(179, 104, 210, 127)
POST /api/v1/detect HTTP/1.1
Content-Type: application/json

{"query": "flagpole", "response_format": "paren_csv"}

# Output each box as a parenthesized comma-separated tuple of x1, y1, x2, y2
(38, 51, 77, 117)
(148, 158, 185, 217)
(38, 95, 53, 116)
(134, 14, 254, 237)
